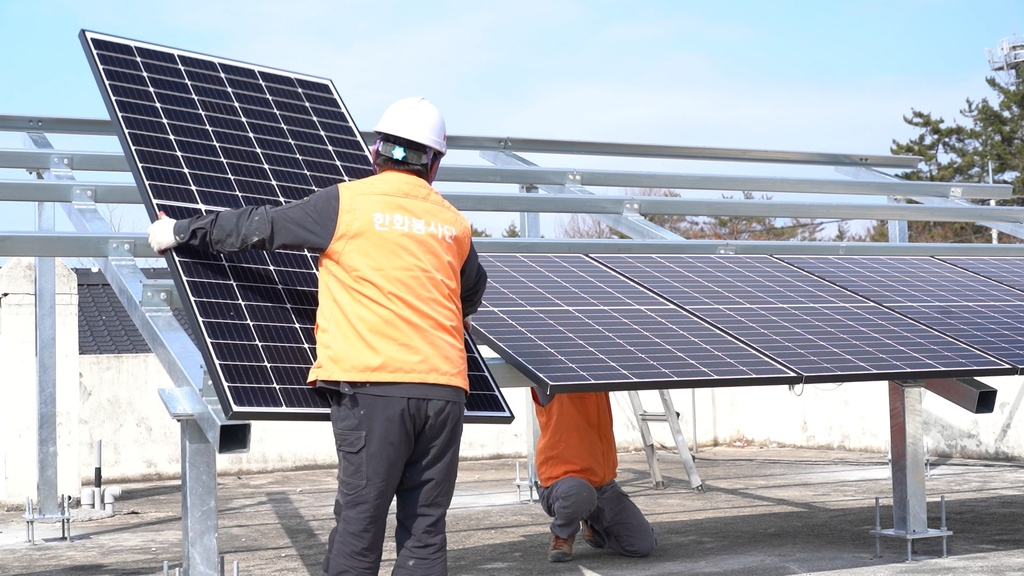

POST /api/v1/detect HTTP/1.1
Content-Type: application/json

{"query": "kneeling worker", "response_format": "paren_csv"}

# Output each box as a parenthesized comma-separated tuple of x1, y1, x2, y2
(532, 388, 657, 562)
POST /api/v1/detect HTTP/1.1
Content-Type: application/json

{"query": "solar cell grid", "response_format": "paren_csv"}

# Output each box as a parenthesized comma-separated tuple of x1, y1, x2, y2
(780, 256, 1024, 306)
(475, 254, 796, 391)
(939, 257, 1024, 294)
(81, 31, 512, 422)
(595, 255, 1013, 382)
(781, 255, 1024, 373)
(593, 254, 864, 307)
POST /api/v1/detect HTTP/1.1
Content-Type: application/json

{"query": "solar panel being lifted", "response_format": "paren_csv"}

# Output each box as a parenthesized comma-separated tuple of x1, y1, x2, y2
(80, 30, 513, 422)
(473, 254, 798, 392)
(595, 255, 1014, 383)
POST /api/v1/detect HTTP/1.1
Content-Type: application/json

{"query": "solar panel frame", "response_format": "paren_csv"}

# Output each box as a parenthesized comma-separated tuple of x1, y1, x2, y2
(80, 30, 513, 422)
(594, 254, 1015, 383)
(474, 254, 799, 392)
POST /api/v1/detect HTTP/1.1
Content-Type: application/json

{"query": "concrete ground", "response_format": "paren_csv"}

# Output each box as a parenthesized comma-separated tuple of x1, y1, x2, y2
(2, 447, 1023, 576)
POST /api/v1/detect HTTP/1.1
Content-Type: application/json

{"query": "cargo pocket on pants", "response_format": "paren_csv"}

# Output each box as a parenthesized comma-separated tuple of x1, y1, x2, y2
(335, 430, 366, 494)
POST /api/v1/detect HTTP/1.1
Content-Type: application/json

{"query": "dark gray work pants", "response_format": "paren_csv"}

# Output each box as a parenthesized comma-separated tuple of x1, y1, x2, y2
(321, 391, 464, 576)
(538, 476, 656, 557)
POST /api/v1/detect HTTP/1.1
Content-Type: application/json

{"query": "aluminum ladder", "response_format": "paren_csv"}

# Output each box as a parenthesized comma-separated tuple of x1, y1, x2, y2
(627, 390, 704, 492)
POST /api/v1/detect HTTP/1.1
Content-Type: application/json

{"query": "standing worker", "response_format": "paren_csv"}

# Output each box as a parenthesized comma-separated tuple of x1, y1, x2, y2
(148, 97, 487, 576)
(533, 388, 657, 562)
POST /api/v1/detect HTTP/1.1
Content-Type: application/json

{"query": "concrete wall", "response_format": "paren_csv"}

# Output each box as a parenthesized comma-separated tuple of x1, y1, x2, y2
(0, 258, 81, 504)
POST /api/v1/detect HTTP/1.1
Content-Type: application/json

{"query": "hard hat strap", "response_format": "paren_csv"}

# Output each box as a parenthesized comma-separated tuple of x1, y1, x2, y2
(376, 140, 432, 166)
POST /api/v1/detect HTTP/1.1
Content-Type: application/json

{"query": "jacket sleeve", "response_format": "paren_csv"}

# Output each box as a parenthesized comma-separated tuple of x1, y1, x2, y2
(460, 241, 487, 317)
(172, 185, 339, 253)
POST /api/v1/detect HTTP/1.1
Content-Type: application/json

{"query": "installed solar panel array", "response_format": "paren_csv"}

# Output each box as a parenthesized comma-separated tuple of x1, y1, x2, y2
(473, 254, 797, 391)
(596, 255, 1012, 383)
(783, 256, 1024, 373)
(81, 31, 512, 422)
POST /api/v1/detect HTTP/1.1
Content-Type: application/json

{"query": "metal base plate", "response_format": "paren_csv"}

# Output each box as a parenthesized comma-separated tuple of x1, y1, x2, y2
(871, 528, 953, 540)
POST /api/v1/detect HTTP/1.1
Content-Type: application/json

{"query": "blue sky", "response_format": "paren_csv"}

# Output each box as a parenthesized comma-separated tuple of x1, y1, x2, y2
(1, 0, 1021, 237)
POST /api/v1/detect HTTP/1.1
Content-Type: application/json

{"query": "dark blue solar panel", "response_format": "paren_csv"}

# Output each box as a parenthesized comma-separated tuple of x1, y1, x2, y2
(780, 256, 1024, 306)
(939, 257, 1024, 295)
(782, 255, 1024, 373)
(81, 31, 512, 422)
(595, 255, 1013, 382)
(474, 254, 797, 391)
(594, 254, 864, 307)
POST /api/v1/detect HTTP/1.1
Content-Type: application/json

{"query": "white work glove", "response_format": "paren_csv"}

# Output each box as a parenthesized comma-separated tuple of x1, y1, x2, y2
(147, 214, 179, 254)
(463, 316, 473, 333)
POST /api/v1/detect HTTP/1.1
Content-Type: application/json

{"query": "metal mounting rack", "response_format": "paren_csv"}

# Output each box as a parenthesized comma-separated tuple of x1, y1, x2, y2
(1, 113, 1020, 573)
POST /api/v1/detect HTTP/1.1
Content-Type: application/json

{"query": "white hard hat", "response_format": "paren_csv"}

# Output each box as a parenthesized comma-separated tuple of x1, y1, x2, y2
(373, 97, 447, 155)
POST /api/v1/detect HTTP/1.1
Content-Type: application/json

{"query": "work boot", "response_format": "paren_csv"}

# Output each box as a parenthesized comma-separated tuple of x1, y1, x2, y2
(547, 533, 574, 562)
(580, 519, 604, 549)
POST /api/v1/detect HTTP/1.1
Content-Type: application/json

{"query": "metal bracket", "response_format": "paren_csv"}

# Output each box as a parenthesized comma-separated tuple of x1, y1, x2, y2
(141, 280, 181, 309)
(716, 245, 737, 255)
(71, 186, 96, 204)
(565, 171, 583, 186)
(108, 240, 134, 258)
(49, 155, 71, 171)
(201, 367, 218, 401)
(950, 187, 963, 197)
(623, 201, 641, 216)
(157, 387, 201, 420)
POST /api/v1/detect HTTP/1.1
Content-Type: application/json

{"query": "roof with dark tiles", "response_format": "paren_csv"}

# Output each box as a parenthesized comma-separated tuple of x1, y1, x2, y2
(76, 268, 196, 355)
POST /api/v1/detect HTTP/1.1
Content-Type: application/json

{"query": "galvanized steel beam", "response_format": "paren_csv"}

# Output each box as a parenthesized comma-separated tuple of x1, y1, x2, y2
(920, 378, 997, 414)
(472, 237, 1024, 256)
(440, 192, 1024, 223)
(0, 232, 158, 257)
(360, 130, 923, 169)
(0, 115, 924, 169)
(439, 164, 1012, 200)
(0, 148, 130, 172)
(0, 115, 116, 136)
(1, 180, 1022, 224)
(0, 179, 142, 203)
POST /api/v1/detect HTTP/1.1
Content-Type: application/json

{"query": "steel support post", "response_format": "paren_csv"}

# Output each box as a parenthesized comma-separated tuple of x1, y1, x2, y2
(518, 185, 540, 238)
(23, 132, 68, 518)
(871, 381, 952, 559)
(887, 197, 909, 243)
(181, 419, 218, 576)
(888, 382, 928, 535)
(21, 131, 243, 575)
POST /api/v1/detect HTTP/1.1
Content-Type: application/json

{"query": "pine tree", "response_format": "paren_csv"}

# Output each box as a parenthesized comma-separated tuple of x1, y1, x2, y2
(880, 75, 1024, 243)
(501, 220, 521, 238)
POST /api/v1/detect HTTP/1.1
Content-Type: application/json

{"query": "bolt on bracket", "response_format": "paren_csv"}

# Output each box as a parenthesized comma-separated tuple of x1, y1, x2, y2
(49, 155, 72, 171)
(108, 240, 134, 258)
(71, 187, 96, 204)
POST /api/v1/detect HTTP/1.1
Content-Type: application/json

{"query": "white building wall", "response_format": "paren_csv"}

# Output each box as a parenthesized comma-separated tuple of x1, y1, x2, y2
(0, 258, 81, 504)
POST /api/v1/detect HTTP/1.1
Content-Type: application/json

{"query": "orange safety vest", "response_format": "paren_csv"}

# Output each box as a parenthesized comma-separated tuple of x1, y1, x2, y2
(534, 391, 618, 487)
(306, 170, 472, 391)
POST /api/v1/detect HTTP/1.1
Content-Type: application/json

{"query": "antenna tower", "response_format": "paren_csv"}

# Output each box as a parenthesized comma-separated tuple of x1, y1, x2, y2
(987, 35, 1024, 86)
